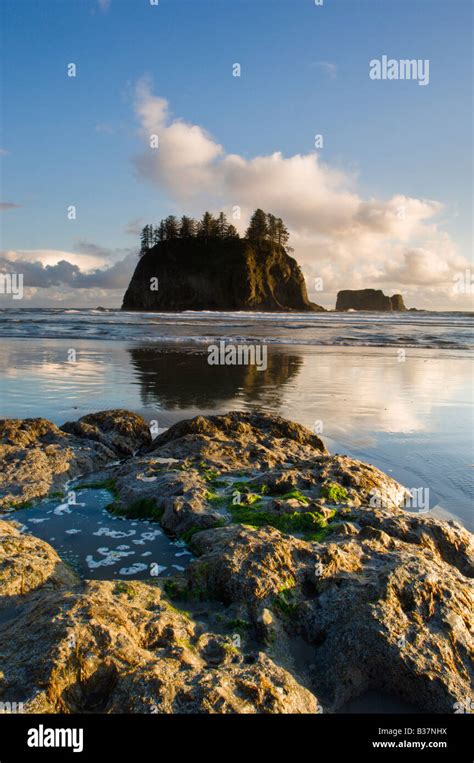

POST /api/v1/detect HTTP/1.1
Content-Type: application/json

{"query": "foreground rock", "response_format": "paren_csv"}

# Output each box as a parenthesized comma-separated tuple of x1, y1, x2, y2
(0, 410, 472, 714)
(0, 410, 151, 509)
(336, 289, 407, 311)
(188, 522, 472, 712)
(0, 521, 318, 714)
(109, 412, 409, 537)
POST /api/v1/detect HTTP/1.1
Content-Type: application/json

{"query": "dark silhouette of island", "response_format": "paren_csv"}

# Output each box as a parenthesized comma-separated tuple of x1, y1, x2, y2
(336, 289, 407, 312)
(121, 209, 324, 312)
(128, 347, 304, 409)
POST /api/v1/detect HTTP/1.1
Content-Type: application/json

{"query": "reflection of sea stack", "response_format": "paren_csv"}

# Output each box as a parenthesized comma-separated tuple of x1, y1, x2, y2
(336, 289, 407, 312)
(128, 348, 303, 409)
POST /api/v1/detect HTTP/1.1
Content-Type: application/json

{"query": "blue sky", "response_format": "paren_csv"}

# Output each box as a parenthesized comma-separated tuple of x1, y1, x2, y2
(0, 0, 472, 308)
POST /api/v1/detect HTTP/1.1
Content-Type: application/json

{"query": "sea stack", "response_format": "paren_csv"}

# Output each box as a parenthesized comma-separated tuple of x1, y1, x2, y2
(336, 289, 407, 312)
(122, 237, 324, 312)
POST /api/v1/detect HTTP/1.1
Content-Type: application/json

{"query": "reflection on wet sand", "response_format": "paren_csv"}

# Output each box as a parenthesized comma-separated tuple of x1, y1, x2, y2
(128, 347, 303, 409)
(0, 339, 471, 528)
(127, 346, 469, 442)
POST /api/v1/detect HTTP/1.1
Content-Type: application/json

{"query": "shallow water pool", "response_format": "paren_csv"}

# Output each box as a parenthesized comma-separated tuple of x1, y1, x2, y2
(8, 487, 193, 581)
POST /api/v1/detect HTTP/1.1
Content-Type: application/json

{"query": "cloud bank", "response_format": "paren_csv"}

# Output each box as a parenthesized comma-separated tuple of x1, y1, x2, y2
(1, 81, 470, 310)
(132, 80, 471, 309)
(0, 247, 136, 305)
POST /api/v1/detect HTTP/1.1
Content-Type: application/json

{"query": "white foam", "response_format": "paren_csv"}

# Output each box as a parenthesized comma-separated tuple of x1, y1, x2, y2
(85, 547, 135, 569)
(140, 530, 162, 540)
(118, 563, 148, 576)
(93, 527, 136, 539)
(54, 503, 73, 516)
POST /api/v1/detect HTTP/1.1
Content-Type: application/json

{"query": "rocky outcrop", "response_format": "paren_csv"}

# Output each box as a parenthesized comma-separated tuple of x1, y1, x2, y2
(61, 409, 151, 457)
(336, 289, 407, 311)
(146, 411, 328, 464)
(390, 293, 407, 311)
(0, 410, 151, 509)
(0, 410, 472, 714)
(122, 238, 324, 312)
(187, 520, 472, 712)
(0, 521, 318, 714)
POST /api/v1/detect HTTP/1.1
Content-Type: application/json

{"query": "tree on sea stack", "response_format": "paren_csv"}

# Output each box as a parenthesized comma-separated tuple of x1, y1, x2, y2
(266, 213, 278, 245)
(179, 215, 196, 238)
(156, 220, 166, 243)
(138, 208, 290, 254)
(217, 211, 229, 238)
(164, 215, 180, 240)
(139, 224, 154, 256)
(246, 208, 268, 242)
(225, 223, 239, 239)
(128, 208, 323, 311)
(197, 211, 215, 241)
(275, 217, 290, 249)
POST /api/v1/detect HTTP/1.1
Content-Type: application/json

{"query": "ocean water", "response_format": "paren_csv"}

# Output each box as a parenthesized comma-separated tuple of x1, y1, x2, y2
(0, 309, 472, 532)
(0, 307, 472, 349)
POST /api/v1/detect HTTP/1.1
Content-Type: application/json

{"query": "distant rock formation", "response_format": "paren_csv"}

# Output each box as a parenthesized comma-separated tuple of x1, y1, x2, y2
(336, 289, 407, 312)
(122, 238, 324, 312)
(390, 293, 407, 311)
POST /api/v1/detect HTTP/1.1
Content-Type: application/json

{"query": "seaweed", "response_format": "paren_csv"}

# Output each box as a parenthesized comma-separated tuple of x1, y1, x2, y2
(320, 482, 349, 504)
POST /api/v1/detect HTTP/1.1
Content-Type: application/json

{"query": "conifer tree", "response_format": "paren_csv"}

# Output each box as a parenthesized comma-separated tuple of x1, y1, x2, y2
(275, 217, 290, 249)
(217, 211, 228, 238)
(266, 213, 278, 245)
(139, 226, 147, 256)
(164, 215, 180, 239)
(179, 215, 196, 238)
(225, 223, 239, 239)
(246, 208, 268, 241)
(197, 211, 215, 239)
(157, 220, 166, 242)
(139, 224, 154, 255)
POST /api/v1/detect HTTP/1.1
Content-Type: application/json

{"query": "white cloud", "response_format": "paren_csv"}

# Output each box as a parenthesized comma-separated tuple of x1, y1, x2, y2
(3, 248, 107, 271)
(131, 81, 472, 310)
(0, 247, 136, 293)
(312, 61, 338, 79)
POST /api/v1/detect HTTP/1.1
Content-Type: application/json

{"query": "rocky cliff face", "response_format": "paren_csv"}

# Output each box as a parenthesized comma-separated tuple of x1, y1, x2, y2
(390, 293, 407, 311)
(336, 289, 407, 311)
(122, 238, 324, 312)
